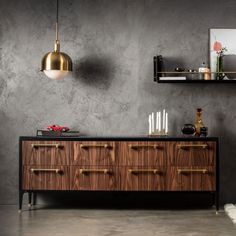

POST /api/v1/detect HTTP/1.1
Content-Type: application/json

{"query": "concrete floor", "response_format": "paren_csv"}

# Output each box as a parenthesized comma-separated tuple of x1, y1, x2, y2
(0, 206, 236, 236)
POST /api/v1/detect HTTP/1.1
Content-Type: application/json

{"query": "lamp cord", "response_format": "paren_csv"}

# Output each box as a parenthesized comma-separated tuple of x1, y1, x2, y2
(56, 0, 59, 41)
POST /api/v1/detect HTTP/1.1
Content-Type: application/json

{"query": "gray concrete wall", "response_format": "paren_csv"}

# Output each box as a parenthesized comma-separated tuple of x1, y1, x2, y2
(0, 0, 236, 204)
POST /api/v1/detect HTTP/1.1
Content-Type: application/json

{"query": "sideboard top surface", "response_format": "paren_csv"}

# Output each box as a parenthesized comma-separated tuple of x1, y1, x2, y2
(19, 136, 219, 142)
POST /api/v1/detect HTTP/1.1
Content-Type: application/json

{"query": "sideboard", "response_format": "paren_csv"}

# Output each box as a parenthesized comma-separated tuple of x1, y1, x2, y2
(19, 136, 219, 212)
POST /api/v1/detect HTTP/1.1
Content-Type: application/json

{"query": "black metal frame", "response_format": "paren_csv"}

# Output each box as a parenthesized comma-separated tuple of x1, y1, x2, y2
(19, 136, 219, 213)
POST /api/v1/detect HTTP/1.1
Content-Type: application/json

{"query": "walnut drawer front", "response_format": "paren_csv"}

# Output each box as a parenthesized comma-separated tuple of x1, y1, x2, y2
(70, 166, 118, 190)
(71, 141, 115, 166)
(120, 166, 166, 191)
(166, 167, 216, 191)
(23, 166, 70, 190)
(119, 142, 166, 166)
(22, 141, 70, 166)
(168, 141, 216, 166)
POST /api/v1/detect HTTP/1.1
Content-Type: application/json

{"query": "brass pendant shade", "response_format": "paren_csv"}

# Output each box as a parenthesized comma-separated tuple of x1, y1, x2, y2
(41, 52, 72, 71)
(41, 0, 73, 80)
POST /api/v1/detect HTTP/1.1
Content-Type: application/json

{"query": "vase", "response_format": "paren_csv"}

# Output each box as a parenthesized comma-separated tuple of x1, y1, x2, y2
(181, 124, 196, 136)
(216, 55, 225, 80)
(195, 108, 204, 136)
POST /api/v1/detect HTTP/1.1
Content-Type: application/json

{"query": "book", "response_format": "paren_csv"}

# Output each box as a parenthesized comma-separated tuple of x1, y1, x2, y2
(36, 130, 80, 137)
(154, 55, 164, 81)
(159, 76, 186, 80)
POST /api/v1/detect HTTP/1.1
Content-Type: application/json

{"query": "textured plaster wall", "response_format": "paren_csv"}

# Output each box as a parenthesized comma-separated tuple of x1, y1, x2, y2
(0, 0, 236, 204)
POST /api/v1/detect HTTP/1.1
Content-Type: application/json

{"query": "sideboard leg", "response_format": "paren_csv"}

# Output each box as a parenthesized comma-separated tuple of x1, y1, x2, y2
(28, 192, 32, 207)
(32, 192, 37, 206)
(215, 192, 219, 214)
(18, 191, 24, 213)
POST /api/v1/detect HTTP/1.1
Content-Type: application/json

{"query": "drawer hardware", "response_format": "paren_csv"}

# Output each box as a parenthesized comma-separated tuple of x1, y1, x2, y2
(129, 169, 160, 174)
(79, 169, 110, 174)
(31, 143, 62, 148)
(177, 169, 208, 174)
(30, 168, 62, 174)
(177, 144, 208, 149)
(129, 144, 160, 149)
(80, 144, 111, 149)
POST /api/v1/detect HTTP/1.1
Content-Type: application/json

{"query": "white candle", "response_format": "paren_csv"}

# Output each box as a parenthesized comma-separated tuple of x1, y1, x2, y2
(152, 112, 154, 133)
(165, 113, 168, 134)
(163, 109, 166, 131)
(149, 115, 152, 134)
(156, 112, 159, 131)
(158, 111, 161, 132)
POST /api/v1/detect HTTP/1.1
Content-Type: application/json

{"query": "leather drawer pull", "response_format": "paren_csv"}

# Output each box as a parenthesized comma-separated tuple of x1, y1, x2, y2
(31, 143, 62, 148)
(80, 144, 111, 149)
(177, 169, 208, 174)
(177, 144, 208, 149)
(30, 168, 62, 174)
(79, 169, 110, 174)
(129, 144, 160, 149)
(129, 169, 160, 174)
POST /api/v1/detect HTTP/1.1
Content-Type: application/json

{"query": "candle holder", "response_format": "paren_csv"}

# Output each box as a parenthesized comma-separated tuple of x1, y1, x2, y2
(148, 109, 169, 136)
(148, 130, 168, 136)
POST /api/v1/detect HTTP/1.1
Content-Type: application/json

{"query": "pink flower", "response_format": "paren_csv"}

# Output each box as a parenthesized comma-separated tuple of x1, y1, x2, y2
(213, 41, 222, 53)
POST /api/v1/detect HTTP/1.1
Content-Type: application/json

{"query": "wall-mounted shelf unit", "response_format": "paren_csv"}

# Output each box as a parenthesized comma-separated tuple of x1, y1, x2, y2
(154, 56, 236, 84)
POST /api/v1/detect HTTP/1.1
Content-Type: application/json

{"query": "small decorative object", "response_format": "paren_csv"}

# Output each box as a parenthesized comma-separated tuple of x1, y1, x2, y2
(181, 124, 196, 136)
(198, 62, 206, 80)
(210, 29, 236, 80)
(148, 109, 168, 136)
(200, 127, 208, 137)
(204, 67, 211, 80)
(175, 67, 185, 72)
(194, 108, 204, 137)
(187, 69, 197, 80)
(47, 124, 70, 132)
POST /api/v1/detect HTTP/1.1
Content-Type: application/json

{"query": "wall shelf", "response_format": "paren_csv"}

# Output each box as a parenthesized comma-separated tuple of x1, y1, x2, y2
(153, 55, 236, 84)
(158, 79, 236, 83)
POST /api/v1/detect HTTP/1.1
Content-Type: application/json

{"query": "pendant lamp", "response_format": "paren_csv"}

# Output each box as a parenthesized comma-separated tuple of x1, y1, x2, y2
(41, 0, 72, 80)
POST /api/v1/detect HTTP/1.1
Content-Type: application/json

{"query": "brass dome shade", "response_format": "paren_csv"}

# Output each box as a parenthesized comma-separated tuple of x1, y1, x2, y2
(41, 41, 73, 80)
(41, 0, 73, 80)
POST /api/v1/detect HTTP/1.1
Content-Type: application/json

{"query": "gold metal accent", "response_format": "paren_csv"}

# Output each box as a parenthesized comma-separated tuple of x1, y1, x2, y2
(177, 144, 208, 149)
(129, 144, 160, 149)
(30, 168, 61, 174)
(80, 144, 111, 149)
(31, 143, 62, 148)
(177, 169, 208, 174)
(79, 169, 110, 174)
(149, 130, 168, 136)
(129, 169, 160, 174)
(41, 49, 73, 72)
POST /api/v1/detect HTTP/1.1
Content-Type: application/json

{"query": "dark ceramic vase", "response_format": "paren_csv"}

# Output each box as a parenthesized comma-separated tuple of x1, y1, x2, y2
(181, 124, 196, 135)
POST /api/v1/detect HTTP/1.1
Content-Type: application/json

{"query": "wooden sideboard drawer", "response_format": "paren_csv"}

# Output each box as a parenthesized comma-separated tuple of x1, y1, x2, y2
(166, 167, 215, 191)
(22, 141, 70, 165)
(168, 141, 216, 166)
(70, 166, 117, 190)
(119, 142, 166, 166)
(23, 166, 70, 190)
(120, 166, 166, 191)
(71, 141, 115, 166)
